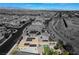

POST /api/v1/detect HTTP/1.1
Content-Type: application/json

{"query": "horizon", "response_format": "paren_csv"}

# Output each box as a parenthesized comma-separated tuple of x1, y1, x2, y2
(0, 3, 79, 10)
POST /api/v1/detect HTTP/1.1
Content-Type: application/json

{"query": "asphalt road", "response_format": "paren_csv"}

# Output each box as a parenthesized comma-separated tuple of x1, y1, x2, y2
(0, 20, 33, 55)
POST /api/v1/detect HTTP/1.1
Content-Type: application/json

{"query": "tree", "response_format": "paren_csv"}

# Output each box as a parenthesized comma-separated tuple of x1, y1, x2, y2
(62, 50, 69, 55)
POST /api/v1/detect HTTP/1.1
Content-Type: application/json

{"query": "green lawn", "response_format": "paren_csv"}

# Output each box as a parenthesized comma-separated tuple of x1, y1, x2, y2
(43, 45, 58, 55)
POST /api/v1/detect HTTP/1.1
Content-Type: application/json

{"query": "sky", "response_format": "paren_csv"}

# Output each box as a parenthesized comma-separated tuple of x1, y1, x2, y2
(0, 3, 79, 10)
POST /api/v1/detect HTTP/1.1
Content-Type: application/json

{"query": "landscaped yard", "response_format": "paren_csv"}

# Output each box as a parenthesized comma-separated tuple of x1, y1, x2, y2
(43, 45, 58, 55)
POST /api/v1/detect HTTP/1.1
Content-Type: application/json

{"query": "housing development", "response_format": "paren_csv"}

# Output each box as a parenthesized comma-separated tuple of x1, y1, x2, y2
(0, 9, 79, 55)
